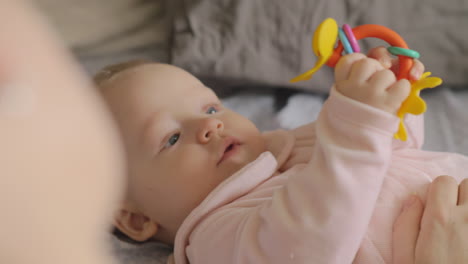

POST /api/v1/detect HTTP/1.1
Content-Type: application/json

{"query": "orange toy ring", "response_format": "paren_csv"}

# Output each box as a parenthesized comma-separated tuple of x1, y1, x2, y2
(326, 24, 413, 80)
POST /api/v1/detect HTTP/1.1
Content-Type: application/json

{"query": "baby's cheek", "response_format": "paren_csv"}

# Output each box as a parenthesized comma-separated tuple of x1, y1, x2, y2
(249, 130, 267, 153)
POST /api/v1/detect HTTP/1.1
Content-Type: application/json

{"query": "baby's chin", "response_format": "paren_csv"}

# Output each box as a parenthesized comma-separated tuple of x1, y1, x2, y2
(221, 149, 264, 177)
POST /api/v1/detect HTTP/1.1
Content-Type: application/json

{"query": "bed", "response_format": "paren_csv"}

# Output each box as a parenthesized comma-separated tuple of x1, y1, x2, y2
(36, 0, 468, 263)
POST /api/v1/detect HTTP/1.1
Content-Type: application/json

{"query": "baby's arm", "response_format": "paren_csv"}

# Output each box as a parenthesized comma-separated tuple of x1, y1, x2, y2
(367, 47, 426, 149)
(186, 58, 400, 263)
(276, 48, 425, 170)
(0, 2, 124, 264)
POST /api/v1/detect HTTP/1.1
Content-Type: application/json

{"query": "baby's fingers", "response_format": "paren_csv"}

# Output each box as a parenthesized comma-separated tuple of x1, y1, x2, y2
(389, 59, 424, 81)
(387, 78, 410, 97)
(367, 46, 393, 68)
(335, 53, 367, 83)
(385, 79, 411, 113)
(348, 58, 383, 83)
(368, 46, 425, 81)
(409, 59, 424, 81)
(368, 69, 396, 91)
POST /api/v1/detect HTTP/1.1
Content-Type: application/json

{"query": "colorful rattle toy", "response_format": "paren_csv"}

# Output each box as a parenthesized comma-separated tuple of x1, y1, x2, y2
(291, 18, 442, 141)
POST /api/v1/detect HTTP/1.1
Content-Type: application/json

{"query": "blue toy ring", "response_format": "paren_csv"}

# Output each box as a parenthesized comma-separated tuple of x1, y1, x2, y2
(338, 28, 354, 54)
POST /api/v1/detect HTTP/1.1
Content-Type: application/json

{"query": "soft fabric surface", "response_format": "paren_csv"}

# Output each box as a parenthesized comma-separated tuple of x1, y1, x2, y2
(36, 0, 173, 75)
(110, 85, 468, 264)
(35, 0, 170, 56)
(172, 0, 468, 93)
(110, 235, 172, 264)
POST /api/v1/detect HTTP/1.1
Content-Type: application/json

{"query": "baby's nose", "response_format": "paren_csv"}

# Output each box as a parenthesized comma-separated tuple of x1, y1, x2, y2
(197, 118, 224, 143)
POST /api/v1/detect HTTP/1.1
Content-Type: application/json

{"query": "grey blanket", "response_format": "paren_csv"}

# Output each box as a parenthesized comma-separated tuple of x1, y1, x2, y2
(172, 0, 468, 93)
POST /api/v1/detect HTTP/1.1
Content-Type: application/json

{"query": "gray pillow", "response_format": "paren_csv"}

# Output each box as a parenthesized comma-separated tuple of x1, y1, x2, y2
(35, 0, 169, 56)
(35, 0, 173, 74)
(171, 0, 468, 93)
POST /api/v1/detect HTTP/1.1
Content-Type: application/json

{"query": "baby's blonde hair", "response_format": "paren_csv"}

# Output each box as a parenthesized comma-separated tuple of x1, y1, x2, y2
(93, 59, 151, 87)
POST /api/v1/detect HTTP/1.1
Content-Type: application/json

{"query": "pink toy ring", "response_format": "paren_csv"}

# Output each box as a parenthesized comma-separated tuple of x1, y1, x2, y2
(343, 24, 360, 53)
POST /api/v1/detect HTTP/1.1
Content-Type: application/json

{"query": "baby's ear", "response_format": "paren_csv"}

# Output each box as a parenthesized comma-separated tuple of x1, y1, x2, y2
(113, 203, 158, 242)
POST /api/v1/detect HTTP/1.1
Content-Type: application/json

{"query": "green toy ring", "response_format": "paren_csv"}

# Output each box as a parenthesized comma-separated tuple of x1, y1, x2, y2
(387, 46, 420, 59)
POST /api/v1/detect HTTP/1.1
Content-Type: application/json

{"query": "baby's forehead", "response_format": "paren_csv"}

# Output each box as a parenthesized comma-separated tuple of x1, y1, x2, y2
(122, 64, 202, 88)
(106, 63, 171, 84)
(106, 64, 218, 106)
(102, 64, 219, 112)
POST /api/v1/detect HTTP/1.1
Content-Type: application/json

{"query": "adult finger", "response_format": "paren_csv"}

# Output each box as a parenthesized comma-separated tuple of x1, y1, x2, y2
(458, 178, 468, 205)
(392, 195, 424, 264)
(334, 53, 367, 83)
(424, 176, 458, 219)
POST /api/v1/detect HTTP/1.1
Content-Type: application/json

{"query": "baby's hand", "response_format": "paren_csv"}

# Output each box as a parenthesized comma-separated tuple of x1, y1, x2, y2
(367, 46, 425, 81)
(335, 53, 411, 114)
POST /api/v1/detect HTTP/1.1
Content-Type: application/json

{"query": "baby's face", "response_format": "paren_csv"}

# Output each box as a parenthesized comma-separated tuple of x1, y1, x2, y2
(101, 64, 266, 242)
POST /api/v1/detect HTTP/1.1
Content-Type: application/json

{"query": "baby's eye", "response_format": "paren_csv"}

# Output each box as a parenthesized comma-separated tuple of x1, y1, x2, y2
(164, 133, 180, 148)
(206, 106, 218, 115)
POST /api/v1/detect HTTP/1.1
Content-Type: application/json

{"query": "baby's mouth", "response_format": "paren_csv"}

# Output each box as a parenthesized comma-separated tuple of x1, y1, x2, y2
(225, 144, 234, 152)
(217, 137, 241, 165)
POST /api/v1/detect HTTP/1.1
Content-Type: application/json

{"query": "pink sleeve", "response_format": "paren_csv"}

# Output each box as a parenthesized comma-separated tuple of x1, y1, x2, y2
(188, 87, 400, 264)
(391, 113, 424, 150)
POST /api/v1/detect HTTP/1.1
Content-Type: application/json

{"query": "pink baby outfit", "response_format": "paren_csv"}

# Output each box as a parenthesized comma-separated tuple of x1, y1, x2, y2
(169, 87, 468, 264)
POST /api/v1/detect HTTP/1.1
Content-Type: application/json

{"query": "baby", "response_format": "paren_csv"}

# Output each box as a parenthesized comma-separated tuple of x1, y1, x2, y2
(95, 49, 468, 264)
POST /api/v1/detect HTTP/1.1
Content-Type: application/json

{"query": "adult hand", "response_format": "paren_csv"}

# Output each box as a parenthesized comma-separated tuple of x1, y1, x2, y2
(0, 1, 124, 263)
(393, 176, 468, 264)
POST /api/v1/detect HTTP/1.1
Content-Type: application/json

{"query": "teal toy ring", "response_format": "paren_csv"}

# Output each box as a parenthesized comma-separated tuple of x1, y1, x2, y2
(387, 46, 420, 59)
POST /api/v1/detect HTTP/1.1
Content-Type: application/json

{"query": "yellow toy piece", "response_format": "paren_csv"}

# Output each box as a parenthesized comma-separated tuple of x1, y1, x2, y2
(290, 18, 338, 83)
(291, 17, 444, 141)
(394, 72, 443, 141)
